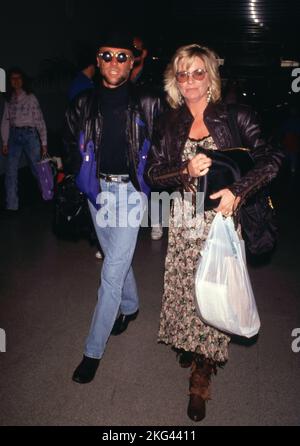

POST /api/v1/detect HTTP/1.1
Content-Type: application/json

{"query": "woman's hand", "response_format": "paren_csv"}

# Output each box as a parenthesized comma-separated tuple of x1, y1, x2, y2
(210, 188, 241, 216)
(41, 145, 48, 156)
(2, 145, 8, 156)
(187, 153, 212, 178)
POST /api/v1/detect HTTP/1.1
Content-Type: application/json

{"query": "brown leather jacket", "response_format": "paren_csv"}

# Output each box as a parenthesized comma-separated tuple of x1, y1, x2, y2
(145, 101, 284, 201)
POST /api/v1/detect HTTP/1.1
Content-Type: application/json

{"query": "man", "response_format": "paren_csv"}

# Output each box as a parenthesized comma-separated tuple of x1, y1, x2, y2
(63, 31, 161, 384)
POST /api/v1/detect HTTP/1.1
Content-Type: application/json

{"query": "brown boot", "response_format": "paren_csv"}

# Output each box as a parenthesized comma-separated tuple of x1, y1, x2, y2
(187, 358, 215, 422)
(177, 350, 194, 368)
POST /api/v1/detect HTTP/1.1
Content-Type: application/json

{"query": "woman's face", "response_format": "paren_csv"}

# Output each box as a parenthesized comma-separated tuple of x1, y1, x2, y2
(10, 73, 23, 91)
(176, 56, 210, 105)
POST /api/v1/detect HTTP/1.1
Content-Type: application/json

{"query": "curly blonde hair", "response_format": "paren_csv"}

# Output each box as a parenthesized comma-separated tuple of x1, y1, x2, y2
(164, 44, 222, 109)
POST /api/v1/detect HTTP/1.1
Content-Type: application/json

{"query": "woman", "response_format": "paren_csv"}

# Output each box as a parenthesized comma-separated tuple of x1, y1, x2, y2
(1, 67, 47, 211)
(145, 44, 283, 422)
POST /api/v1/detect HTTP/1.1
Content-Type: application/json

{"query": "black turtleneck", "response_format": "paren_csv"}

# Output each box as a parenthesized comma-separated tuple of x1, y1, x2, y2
(99, 82, 129, 175)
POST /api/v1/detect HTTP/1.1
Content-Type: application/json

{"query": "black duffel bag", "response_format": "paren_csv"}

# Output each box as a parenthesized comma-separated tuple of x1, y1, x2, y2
(53, 175, 93, 240)
(238, 188, 278, 256)
(197, 146, 278, 257)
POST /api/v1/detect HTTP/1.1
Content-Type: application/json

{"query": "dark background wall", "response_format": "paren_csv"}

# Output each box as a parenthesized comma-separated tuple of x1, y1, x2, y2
(0, 0, 300, 173)
(1, 1, 74, 74)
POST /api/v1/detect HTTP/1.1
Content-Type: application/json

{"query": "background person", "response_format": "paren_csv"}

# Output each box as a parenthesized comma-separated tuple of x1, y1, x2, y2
(280, 105, 300, 177)
(130, 35, 149, 86)
(67, 44, 103, 259)
(1, 67, 47, 211)
(131, 35, 164, 240)
(68, 44, 96, 102)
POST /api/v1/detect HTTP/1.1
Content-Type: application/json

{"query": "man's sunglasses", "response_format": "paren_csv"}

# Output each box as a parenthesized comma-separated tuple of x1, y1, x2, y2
(175, 68, 207, 83)
(98, 51, 132, 64)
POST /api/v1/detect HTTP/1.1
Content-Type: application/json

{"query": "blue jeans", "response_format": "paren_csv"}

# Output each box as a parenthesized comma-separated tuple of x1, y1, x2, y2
(5, 127, 41, 210)
(85, 180, 146, 359)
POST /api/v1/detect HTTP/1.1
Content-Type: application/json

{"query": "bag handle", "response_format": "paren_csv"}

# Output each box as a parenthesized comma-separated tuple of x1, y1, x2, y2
(40, 153, 51, 162)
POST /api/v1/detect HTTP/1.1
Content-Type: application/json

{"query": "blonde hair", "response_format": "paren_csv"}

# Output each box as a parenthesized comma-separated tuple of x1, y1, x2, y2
(164, 44, 221, 109)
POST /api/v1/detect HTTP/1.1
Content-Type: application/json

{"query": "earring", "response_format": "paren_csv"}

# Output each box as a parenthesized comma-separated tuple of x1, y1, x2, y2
(207, 86, 212, 103)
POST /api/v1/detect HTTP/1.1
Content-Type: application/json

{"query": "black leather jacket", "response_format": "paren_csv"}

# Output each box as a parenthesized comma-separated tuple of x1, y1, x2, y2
(62, 84, 161, 192)
(145, 101, 284, 201)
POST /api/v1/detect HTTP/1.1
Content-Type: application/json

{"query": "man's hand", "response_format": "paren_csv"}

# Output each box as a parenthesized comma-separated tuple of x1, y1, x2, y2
(210, 188, 241, 216)
(2, 145, 8, 156)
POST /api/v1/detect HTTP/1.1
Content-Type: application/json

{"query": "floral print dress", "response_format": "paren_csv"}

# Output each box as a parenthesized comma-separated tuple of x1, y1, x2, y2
(158, 136, 230, 364)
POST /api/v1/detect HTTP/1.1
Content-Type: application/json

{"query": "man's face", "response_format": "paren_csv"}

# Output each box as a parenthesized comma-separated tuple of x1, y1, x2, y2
(97, 46, 134, 88)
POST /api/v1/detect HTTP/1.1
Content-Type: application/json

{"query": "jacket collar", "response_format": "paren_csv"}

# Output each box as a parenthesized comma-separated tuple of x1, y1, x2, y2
(175, 100, 227, 124)
(204, 101, 228, 122)
(172, 101, 229, 151)
(177, 103, 194, 124)
(127, 83, 142, 112)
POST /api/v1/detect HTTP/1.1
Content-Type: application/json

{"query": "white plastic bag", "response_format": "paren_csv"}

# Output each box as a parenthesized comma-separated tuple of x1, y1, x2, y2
(195, 212, 260, 338)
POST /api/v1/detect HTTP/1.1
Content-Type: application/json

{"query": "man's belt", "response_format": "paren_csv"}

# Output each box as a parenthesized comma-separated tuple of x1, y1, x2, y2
(99, 173, 130, 183)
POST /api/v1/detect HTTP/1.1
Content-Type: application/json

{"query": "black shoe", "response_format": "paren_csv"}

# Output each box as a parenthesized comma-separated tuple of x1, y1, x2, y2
(110, 310, 139, 336)
(72, 355, 100, 384)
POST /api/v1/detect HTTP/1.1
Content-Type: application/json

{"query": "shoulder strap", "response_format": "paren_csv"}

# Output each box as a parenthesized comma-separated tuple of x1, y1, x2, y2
(227, 104, 242, 147)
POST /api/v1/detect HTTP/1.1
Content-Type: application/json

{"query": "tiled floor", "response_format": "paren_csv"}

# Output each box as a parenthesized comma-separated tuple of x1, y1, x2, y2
(0, 173, 299, 426)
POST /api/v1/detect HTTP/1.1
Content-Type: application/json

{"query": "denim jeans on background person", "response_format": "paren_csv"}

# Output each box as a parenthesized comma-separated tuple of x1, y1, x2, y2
(5, 127, 41, 210)
(85, 180, 146, 359)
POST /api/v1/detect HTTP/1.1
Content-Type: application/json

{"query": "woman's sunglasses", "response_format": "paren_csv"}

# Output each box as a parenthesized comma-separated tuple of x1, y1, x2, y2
(175, 68, 207, 83)
(98, 51, 132, 64)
